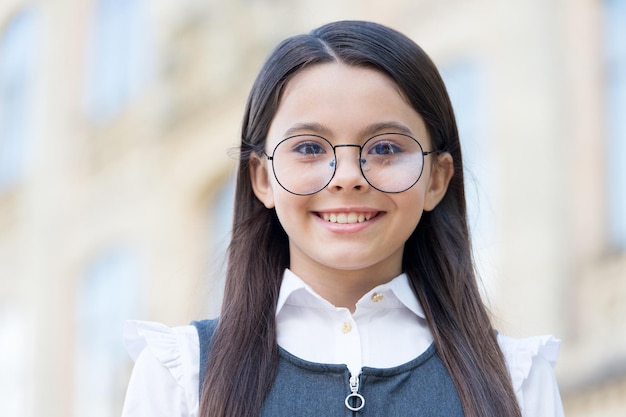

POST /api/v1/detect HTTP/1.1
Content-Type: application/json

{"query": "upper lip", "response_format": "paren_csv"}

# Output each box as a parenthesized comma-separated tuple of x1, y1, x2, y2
(314, 207, 380, 214)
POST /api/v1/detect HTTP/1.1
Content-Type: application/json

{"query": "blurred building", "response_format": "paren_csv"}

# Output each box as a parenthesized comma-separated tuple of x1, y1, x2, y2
(0, 0, 624, 416)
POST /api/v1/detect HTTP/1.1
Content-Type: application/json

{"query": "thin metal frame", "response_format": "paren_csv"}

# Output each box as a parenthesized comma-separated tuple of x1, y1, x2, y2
(263, 133, 438, 196)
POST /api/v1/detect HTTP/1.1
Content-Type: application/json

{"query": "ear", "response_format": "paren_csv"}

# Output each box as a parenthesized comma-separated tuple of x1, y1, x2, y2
(249, 154, 275, 209)
(424, 152, 454, 212)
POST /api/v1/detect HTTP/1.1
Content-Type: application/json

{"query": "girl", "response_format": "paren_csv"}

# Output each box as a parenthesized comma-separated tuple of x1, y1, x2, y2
(121, 20, 564, 417)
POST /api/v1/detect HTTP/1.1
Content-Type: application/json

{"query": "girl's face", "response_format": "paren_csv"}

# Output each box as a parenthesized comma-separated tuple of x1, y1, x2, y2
(251, 63, 453, 286)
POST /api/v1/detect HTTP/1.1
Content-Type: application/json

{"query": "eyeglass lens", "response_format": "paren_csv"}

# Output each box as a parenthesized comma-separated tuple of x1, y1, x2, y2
(269, 133, 425, 195)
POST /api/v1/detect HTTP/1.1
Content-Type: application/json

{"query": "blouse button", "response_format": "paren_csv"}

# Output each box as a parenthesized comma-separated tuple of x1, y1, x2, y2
(371, 292, 384, 303)
(342, 322, 353, 334)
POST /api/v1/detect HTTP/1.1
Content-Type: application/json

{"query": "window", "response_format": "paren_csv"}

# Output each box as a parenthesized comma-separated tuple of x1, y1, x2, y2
(85, 0, 152, 121)
(441, 59, 497, 295)
(0, 8, 38, 191)
(74, 247, 144, 417)
(604, 0, 626, 250)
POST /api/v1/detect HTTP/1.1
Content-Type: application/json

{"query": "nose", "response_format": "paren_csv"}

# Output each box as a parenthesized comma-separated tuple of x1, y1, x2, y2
(326, 145, 368, 192)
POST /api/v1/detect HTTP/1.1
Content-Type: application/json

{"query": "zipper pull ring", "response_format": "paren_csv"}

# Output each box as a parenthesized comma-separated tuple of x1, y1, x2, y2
(344, 375, 365, 412)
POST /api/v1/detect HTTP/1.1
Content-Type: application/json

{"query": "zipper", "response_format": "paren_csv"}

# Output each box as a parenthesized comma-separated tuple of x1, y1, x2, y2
(344, 374, 365, 412)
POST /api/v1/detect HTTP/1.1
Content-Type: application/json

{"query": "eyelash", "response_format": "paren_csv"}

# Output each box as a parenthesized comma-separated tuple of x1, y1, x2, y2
(367, 141, 403, 155)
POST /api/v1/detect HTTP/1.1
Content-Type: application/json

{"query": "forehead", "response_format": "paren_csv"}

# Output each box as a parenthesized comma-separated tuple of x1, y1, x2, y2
(267, 63, 431, 147)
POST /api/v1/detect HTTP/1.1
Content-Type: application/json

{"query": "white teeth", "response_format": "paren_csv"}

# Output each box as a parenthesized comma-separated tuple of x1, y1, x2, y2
(321, 212, 373, 224)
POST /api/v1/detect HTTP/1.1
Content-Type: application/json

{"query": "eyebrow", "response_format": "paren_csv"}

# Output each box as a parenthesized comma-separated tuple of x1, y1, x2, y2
(282, 121, 415, 139)
(283, 122, 332, 138)
(358, 121, 414, 138)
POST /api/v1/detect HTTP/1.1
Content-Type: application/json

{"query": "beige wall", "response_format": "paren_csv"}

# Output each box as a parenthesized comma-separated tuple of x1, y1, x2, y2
(0, 0, 624, 416)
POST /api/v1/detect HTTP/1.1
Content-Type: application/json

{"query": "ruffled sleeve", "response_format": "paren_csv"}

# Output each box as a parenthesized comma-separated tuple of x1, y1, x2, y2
(121, 321, 201, 417)
(498, 334, 565, 417)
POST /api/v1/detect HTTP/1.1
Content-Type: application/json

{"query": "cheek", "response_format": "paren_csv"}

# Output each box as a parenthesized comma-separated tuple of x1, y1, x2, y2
(272, 191, 308, 228)
(396, 189, 427, 227)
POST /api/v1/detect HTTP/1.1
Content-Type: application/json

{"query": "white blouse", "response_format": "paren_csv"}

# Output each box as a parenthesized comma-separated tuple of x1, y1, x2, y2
(121, 270, 564, 417)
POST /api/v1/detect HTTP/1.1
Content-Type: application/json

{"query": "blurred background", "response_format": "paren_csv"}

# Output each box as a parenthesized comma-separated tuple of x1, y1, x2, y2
(0, 0, 624, 416)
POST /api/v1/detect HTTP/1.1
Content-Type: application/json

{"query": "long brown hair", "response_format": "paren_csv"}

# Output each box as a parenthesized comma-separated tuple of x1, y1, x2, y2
(200, 20, 522, 417)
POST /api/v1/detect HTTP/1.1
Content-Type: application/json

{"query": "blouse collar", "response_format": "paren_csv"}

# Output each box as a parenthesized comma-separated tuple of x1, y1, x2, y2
(276, 268, 426, 319)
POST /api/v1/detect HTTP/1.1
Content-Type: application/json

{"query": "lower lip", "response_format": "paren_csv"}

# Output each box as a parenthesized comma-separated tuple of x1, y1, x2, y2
(314, 213, 382, 233)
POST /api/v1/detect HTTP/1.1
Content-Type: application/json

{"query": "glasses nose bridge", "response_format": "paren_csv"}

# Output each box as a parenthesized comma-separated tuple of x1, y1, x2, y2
(333, 143, 362, 151)
(331, 143, 363, 165)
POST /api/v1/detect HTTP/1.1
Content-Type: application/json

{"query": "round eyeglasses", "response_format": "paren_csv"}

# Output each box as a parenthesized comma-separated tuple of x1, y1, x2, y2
(263, 133, 438, 195)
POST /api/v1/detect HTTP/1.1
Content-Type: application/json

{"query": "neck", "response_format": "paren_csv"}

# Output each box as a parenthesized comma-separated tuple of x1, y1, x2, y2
(288, 264, 401, 313)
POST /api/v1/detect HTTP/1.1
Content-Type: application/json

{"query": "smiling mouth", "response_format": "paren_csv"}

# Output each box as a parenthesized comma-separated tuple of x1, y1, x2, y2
(319, 212, 375, 224)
